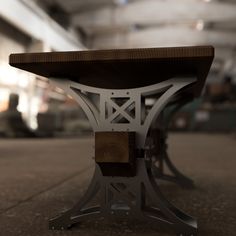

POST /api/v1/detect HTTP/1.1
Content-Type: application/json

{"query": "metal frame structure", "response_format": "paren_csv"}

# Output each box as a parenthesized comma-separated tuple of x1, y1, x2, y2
(49, 77, 197, 235)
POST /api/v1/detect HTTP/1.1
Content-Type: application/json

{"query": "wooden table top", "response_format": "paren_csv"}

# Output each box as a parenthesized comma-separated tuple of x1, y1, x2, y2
(9, 46, 214, 96)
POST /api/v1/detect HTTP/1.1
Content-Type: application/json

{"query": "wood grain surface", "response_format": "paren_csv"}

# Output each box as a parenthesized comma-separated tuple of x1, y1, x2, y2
(9, 46, 214, 96)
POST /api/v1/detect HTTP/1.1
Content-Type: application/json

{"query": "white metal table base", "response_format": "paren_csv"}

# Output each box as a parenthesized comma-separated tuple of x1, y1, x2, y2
(49, 78, 197, 235)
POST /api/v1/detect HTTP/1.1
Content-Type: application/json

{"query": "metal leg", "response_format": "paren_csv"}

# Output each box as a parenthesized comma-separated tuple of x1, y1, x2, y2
(140, 159, 197, 236)
(50, 159, 197, 235)
(49, 77, 197, 235)
(152, 149, 195, 189)
(49, 167, 102, 230)
(147, 128, 194, 189)
(146, 99, 195, 189)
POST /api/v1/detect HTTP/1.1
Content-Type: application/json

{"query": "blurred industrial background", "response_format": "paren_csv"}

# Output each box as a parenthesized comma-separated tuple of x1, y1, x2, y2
(0, 1, 236, 236)
(0, 0, 236, 137)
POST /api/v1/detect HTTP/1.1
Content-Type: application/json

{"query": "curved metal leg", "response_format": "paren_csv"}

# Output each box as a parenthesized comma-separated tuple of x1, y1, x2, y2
(140, 159, 197, 235)
(147, 99, 195, 189)
(147, 128, 194, 189)
(164, 151, 194, 188)
(49, 166, 102, 230)
(152, 151, 194, 189)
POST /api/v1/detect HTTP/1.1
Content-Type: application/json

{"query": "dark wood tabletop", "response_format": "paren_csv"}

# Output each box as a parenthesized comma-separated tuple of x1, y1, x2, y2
(9, 46, 214, 96)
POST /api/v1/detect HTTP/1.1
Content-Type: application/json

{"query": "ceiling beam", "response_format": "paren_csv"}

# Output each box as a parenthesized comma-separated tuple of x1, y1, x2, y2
(72, 0, 236, 31)
(92, 27, 236, 48)
(0, 0, 85, 51)
(54, 0, 115, 13)
(91, 27, 236, 62)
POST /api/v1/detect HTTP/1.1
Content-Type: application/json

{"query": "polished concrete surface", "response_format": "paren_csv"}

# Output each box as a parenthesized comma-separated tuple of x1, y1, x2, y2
(0, 134, 235, 236)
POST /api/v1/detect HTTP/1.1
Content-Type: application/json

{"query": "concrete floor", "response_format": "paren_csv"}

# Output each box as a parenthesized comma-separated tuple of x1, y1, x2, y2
(0, 133, 235, 236)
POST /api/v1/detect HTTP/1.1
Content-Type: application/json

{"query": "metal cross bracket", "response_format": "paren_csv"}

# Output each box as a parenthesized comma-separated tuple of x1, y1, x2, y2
(49, 77, 197, 235)
(50, 78, 195, 148)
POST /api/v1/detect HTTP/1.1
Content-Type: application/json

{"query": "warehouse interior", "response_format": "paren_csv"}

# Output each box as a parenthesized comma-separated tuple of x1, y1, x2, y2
(0, 1, 236, 236)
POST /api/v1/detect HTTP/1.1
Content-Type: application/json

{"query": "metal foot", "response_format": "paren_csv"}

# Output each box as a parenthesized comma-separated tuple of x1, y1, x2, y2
(49, 206, 100, 230)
